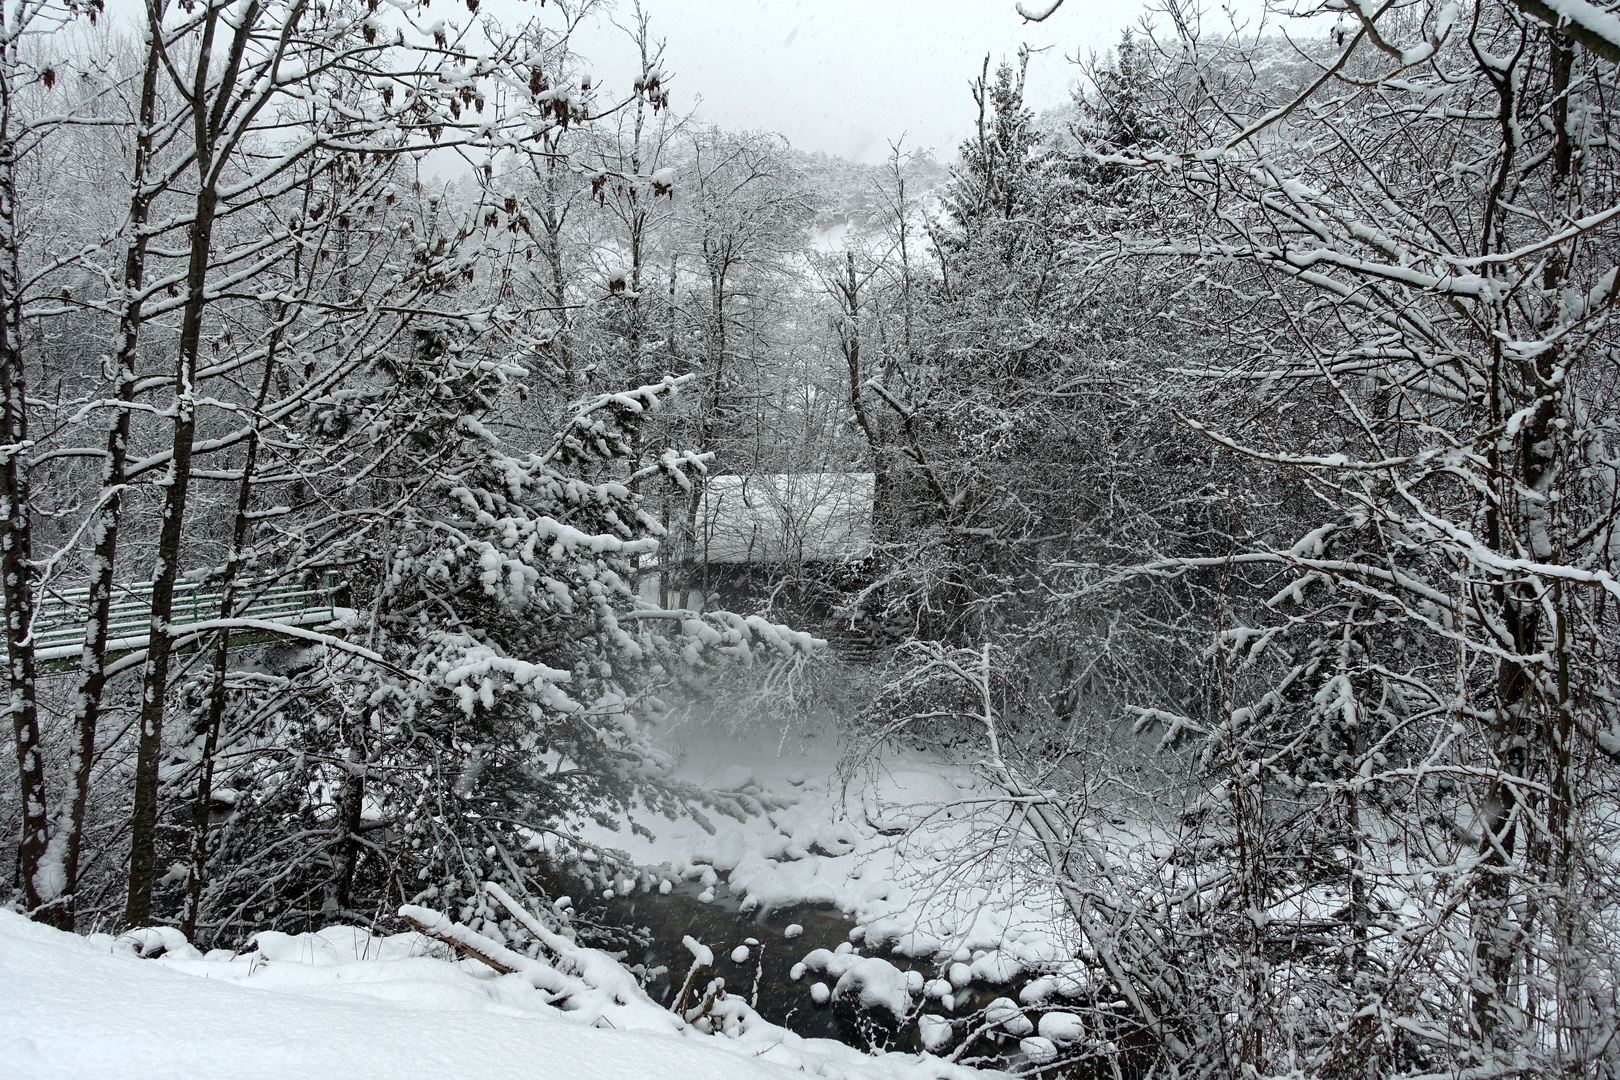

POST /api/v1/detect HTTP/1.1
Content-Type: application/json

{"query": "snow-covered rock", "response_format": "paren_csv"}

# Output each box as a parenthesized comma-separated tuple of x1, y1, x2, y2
(984, 997, 1032, 1037)
(802, 947, 857, 980)
(919, 1014, 954, 1052)
(1017, 978, 1054, 1005)
(1037, 1011, 1085, 1046)
(969, 950, 1022, 984)
(694, 829, 748, 873)
(830, 957, 912, 1022)
(1019, 1036, 1058, 1063)
(114, 926, 201, 961)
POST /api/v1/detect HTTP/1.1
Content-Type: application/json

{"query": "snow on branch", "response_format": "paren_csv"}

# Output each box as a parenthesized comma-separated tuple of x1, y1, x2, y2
(1177, 414, 1434, 472)
(1016, 0, 1066, 20)
(1513, 0, 1620, 64)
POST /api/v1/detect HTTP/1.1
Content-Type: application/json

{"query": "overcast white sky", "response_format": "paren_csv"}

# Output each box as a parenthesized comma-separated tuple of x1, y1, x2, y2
(561, 0, 1175, 164)
(103, 0, 1267, 165)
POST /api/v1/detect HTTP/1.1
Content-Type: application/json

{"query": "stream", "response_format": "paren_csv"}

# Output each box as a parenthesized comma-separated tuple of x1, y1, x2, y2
(593, 876, 1109, 1076)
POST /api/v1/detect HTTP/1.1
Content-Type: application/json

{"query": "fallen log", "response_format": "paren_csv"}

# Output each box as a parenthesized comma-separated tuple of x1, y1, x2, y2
(398, 904, 518, 974)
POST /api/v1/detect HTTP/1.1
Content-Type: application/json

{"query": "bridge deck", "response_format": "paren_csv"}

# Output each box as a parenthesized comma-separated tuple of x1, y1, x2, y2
(33, 573, 344, 665)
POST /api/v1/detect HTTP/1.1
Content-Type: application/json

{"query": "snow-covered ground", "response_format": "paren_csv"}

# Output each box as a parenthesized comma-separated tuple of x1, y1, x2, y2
(0, 715, 1102, 1080)
(0, 906, 997, 1080)
(578, 713, 1093, 995)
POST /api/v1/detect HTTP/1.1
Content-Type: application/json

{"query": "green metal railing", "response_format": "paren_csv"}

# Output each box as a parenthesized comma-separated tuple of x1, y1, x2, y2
(31, 571, 344, 667)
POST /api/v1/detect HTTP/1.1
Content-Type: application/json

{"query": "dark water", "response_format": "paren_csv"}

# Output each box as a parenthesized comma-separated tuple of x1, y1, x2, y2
(610, 880, 857, 1039)
(594, 877, 1106, 1075)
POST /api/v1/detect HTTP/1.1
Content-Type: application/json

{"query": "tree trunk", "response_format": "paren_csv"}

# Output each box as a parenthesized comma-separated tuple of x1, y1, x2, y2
(0, 162, 53, 926)
(64, 25, 165, 929)
(333, 721, 366, 915)
(126, 0, 272, 925)
(0, 31, 68, 927)
(179, 311, 281, 940)
(124, 181, 220, 927)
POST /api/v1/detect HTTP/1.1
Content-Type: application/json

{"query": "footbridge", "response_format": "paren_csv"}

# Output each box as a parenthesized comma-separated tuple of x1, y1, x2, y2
(32, 572, 347, 670)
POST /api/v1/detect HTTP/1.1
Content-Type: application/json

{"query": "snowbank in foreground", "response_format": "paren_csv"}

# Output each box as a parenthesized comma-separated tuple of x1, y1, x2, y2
(0, 911, 996, 1080)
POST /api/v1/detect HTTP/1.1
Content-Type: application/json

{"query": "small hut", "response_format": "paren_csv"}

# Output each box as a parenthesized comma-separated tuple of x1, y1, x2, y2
(643, 472, 874, 612)
(699, 472, 874, 567)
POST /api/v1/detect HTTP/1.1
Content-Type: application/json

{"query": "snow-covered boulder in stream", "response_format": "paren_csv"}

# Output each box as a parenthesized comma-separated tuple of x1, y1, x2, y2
(918, 1014, 954, 1052)
(983, 997, 1033, 1037)
(1037, 1011, 1085, 1046)
(1019, 1036, 1057, 1064)
(831, 957, 913, 1022)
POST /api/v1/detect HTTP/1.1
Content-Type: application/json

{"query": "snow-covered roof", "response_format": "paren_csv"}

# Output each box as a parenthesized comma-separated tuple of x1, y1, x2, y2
(698, 473, 873, 565)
